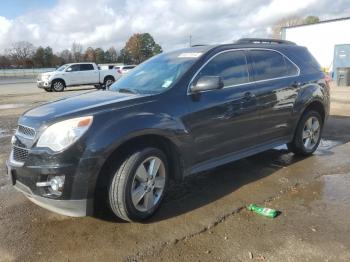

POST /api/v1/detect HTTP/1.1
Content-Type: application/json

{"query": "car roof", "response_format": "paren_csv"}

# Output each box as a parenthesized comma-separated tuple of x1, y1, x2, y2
(184, 38, 299, 54)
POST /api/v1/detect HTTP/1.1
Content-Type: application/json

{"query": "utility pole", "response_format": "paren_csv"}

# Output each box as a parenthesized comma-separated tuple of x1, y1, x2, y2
(189, 34, 192, 47)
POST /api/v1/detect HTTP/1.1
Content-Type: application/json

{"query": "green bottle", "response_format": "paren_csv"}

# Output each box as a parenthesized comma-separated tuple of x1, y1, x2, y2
(247, 204, 278, 218)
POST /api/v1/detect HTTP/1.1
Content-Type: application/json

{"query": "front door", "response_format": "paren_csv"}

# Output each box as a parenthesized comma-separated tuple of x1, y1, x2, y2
(183, 50, 261, 164)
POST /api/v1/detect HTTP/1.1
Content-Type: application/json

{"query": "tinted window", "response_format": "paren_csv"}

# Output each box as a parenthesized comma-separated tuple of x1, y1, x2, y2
(124, 66, 135, 69)
(285, 58, 298, 75)
(250, 50, 288, 81)
(198, 51, 249, 87)
(67, 64, 80, 72)
(80, 64, 94, 71)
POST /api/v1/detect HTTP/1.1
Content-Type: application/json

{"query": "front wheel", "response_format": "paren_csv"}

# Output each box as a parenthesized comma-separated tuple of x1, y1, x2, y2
(108, 148, 168, 222)
(288, 110, 323, 155)
(51, 80, 65, 92)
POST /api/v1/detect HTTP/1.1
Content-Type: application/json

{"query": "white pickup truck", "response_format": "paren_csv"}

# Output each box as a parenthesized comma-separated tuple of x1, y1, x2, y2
(37, 63, 118, 92)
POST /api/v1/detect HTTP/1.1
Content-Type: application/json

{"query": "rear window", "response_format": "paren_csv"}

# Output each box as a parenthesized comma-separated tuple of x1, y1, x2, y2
(250, 50, 298, 81)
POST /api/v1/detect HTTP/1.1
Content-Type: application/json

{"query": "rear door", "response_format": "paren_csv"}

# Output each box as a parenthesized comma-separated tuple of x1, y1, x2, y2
(248, 49, 300, 142)
(184, 50, 261, 164)
(80, 64, 99, 84)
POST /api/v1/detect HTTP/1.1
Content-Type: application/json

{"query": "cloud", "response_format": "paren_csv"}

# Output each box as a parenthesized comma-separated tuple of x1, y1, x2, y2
(0, 0, 349, 53)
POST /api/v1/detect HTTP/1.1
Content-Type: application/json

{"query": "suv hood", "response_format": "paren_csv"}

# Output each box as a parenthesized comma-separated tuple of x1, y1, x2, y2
(20, 91, 151, 128)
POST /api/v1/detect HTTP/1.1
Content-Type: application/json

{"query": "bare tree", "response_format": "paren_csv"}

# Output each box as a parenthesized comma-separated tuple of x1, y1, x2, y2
(271, 16, 304, 39)
(71, 42, 83, 62)
(60, 49, 72, 64)
(7, 41, 35, 68)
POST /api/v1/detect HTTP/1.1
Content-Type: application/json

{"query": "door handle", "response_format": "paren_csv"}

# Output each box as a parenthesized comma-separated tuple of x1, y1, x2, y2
(243, 92, 256, 101)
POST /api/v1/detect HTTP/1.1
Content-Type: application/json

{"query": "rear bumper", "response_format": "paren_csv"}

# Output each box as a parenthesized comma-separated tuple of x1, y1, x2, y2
(14, 180, 92, 217)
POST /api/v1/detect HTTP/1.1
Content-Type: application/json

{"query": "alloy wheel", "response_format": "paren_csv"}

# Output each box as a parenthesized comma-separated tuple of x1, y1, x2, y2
(131, 156, 166, 212)
(302, 116, 321, 150)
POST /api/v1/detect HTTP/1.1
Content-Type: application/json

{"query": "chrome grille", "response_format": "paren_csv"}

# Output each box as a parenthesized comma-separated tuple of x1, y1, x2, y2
(12, 146, 29, 163)
(17, 125, 36, 139)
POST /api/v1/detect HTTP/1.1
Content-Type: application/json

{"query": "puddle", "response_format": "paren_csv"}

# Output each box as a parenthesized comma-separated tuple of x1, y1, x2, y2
(0, 103, 27, 109)
(321, 173, 350, 206)
(273, 139, 342, 153)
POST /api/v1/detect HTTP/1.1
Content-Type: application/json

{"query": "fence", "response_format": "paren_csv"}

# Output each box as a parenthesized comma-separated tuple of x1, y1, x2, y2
(0, 68, 55, 79)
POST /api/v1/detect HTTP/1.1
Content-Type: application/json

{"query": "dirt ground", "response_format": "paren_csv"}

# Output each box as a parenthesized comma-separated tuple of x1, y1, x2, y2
(0, 83, 350, 262)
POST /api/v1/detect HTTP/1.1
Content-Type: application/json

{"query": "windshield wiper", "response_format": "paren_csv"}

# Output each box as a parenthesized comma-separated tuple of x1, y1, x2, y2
(118, 88, 138, 94)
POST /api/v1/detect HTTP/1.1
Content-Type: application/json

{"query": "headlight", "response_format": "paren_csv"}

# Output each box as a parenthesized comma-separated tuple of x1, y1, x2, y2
(43, 74, 51, 80)
(36, 116, 93, 152)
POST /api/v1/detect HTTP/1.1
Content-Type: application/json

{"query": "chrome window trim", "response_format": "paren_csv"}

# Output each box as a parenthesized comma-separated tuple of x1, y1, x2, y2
(187, 48, 301, 95)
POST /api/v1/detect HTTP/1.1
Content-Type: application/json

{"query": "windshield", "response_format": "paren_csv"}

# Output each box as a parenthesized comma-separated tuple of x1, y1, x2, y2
(56, 65, 69, 71)
(109, 50, 202, 94)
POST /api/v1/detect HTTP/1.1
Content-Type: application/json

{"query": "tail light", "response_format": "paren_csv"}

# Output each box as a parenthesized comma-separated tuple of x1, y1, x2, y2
(117, 69, 122, 74)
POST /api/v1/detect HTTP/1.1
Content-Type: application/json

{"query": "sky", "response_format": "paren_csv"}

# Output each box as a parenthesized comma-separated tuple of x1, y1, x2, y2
(0, 0, 349, 53)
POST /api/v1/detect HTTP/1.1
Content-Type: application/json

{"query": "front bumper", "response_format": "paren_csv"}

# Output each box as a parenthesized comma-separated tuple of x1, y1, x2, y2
(37, 80, 50, 88)
(13, 179, 92, 217)
(6, 153, 102, 217)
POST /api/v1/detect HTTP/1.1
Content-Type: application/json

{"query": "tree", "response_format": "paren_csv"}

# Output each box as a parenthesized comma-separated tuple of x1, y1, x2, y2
(7, 41, 35, 68)
(104, 47, 118, 63)
(71, 42, 83, 62)
(60, 49, 73, 64)
(33, 46, 45, 67)
(117, 48, 133, 64)
(94, 48, 105, 64)
(304, 16, 320, 24)
(0, 55, 11, 68)
(123, 33, 162, 64)
(84, 47, 96, 62)
(44, 46, 54, 67)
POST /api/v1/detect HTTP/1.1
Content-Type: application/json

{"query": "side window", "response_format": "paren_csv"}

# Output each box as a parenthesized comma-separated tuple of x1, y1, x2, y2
(285, 58, 299, 76)
(80, 64, 94, 71)
(250, 50, 287, 81)
(198, 51, 249, 87)
(67, 64, 81, 72)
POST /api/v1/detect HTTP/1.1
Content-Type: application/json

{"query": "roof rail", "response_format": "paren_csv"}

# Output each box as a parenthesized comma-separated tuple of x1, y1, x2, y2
(235, 38, 296, 45)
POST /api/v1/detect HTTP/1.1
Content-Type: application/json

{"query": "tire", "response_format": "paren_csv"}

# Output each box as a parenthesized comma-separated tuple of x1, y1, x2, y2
(108, 147, 168, 222)
(287, 110, 323, 156)
(103, 76, 115, 89)
(51, 80, 65, 92)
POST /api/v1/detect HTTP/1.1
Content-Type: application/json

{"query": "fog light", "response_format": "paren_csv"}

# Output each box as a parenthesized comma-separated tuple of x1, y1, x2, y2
(36, 175, 65, 196)
(50, 175, 65, 193)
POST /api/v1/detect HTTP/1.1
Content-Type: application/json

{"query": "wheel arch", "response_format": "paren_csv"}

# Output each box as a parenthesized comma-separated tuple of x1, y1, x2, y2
(103, 75, 115, 82)
(51, 78, 66, 87)
(92, 133, 184, 208)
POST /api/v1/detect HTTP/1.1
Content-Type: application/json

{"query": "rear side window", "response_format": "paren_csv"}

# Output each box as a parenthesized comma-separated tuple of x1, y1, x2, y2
(250, 50, 298, 81)
(198, 50, 249, 87)
(124, 66, 135, 70)
(80, 64, 94, 71)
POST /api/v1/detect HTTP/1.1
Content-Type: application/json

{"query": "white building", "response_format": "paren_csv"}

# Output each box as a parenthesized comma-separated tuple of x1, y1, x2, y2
(281, 17, 350, 72)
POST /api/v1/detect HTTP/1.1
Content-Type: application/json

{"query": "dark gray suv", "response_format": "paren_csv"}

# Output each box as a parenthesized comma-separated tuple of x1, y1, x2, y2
(7, 38, 330, 222)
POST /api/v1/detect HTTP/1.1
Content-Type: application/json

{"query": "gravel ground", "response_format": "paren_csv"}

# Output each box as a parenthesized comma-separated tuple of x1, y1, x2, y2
(0, 83, 349, 261)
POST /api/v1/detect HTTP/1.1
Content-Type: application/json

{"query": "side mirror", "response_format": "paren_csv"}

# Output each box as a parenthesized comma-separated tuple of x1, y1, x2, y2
(191, 75, 224, 93)
(66, 67, 72, 72)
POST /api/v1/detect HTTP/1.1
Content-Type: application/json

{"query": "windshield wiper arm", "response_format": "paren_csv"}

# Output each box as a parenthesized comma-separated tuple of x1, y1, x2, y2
(118, 88, 137, 94)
